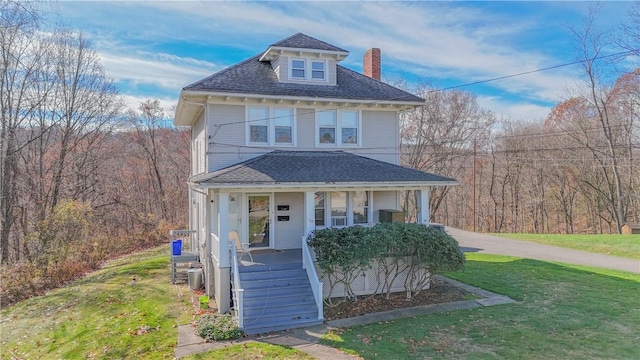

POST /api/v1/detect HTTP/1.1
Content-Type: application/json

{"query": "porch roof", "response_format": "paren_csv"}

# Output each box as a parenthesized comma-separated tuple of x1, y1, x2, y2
(189, 151, 457, 188)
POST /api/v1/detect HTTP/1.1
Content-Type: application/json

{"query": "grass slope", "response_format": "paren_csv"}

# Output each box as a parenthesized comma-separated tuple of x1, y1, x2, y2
(322, 253, 640, 359)
(1, 246, 319, 360)
(491, 233, 640, 259)
(1, 246, 194, 359)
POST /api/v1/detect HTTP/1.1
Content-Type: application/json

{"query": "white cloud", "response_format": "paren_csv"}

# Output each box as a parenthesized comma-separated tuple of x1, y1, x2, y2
(477, 96, 552, 122)
(57, 1, 632, 121)
(98, 50, 219, 90)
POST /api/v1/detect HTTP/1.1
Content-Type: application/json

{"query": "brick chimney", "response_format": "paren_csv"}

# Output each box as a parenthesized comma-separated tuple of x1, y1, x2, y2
(363, 48, 381, 80)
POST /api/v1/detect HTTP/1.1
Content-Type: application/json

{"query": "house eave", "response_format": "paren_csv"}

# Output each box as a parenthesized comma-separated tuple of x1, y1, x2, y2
(188, 181, 459, 191)
(259, 46, 349, 62)
(181, 89, 424, 110)
(174, 91, 207, 126)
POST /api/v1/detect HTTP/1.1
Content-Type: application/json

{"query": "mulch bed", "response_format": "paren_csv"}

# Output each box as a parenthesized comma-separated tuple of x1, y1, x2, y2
(323, 278, 477, 321)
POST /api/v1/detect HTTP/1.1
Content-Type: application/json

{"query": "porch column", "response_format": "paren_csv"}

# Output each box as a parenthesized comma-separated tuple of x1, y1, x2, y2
(216, 192, 231, 314)
(303, 191, 316, 240)
(418, 188, 430, 227)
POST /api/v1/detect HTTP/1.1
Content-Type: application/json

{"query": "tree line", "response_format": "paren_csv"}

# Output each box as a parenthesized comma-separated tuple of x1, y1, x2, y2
(401, 5, 639, 234)
(1, 1, 189, 305)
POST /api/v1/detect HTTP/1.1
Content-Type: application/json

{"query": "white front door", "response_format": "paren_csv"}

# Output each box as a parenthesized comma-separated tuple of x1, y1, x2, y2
(248, 194, 272, 249)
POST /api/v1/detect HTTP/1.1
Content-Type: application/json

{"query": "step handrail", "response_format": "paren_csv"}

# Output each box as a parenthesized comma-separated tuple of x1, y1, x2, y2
(230, 243, 244, 329)
(301, 235, 323, 321)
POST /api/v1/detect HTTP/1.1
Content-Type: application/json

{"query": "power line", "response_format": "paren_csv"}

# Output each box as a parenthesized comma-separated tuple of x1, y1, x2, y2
(428, 49, 639, 93)
(208, 47, 639, 139)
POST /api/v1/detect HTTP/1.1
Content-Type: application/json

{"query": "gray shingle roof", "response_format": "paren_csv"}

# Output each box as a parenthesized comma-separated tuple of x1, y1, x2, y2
(190, 151, 457, 185)
(270, 33, 348, 53)
(184, 54, 424, 102)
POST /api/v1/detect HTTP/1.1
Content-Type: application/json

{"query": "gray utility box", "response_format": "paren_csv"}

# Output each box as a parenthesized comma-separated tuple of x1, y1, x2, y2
(379, 209, 404, 223)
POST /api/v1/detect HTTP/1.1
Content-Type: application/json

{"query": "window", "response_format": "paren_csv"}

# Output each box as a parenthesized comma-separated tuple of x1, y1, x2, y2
(331, 192, 347, 226)
(291, 59, 306, 79)
(274, 109, 293, 144)
(352, 191, 369, 224)
(248, 107, 269, 143)
(314, 192, 325, 226)
(318, 110, 336, 144)
(316, 110, 360, 146)
(311, 61, 325, 80)
(247, 106, 295, 146)
(289, 58, 327, 81)
(341, 111, 358, 144)
(315, 191, 371, 228)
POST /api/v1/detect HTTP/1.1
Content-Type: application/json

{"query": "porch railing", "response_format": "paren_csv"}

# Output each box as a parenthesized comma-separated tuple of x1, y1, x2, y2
(301, 235, 323, 321)
(230, 243, 244, 329)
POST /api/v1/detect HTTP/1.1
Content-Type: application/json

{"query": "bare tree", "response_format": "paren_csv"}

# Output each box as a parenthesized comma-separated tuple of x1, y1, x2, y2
(400, 87, 495, 221)
(0, 1, 53, 263)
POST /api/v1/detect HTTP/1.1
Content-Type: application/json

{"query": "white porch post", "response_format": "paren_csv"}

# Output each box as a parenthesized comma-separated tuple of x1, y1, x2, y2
(418, 188, 430, 227)
(303, 191, 316, 240)
(216, 192, 231, 314)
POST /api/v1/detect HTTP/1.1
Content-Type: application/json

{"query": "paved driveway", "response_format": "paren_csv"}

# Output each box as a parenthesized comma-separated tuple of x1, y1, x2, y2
(446, 227, 639, 274)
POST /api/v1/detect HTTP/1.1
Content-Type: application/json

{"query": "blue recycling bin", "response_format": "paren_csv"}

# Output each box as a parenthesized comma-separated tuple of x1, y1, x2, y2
(172, 239, 182, 256)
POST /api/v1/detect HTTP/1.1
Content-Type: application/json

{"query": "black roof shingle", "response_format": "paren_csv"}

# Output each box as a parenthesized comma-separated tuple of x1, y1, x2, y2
(270, 33, 348, 53)
(190, 151, 456, 186)
(183, 33, 423, 103)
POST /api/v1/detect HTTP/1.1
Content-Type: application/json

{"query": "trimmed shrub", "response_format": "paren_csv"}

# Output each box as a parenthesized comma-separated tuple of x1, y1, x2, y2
(196, 313, 243, 341)
(308, 223, 465, 301)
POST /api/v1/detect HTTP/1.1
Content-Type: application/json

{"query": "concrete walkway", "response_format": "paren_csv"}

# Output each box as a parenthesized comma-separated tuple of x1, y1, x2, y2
(447, 227, 639, 274)
(174, 275, 516, 359)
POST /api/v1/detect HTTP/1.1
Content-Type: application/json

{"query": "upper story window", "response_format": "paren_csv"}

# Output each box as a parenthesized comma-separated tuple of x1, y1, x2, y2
(311, 61, 325, 80)
(289, 58, 326, 81)
(291, 59, 306, 79)
(316, 109, 360, 146)
(247, 106, 295, 146)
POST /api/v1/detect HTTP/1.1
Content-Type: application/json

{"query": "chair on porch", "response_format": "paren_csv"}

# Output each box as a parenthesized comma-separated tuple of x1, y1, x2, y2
(230, 230, 253, 262)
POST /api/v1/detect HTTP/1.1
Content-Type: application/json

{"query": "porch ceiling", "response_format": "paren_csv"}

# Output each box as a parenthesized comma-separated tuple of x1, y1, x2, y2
(189, 151, 457, 189)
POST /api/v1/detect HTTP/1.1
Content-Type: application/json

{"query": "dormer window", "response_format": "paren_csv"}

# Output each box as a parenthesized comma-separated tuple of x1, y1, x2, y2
(289, 58, 327, 81)
(311, 61, 325, 80)
(291, 59, 306, 79)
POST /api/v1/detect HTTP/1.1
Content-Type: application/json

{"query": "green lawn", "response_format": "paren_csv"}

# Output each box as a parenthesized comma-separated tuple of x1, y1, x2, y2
(491, 233, 640, 259)
(4, 246, 639, 359)
(183, 342, 315, 359)
(322, 253, 640, 359)
(0, 246, 316, 360)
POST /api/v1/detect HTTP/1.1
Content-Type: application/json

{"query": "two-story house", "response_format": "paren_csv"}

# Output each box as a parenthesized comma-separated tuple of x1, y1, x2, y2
(174, 33, 456, 334)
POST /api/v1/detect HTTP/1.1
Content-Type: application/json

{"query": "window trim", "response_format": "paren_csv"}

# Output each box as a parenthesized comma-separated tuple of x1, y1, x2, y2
(290, 58, 306, 79)
(288, 58, 327, 82)
(315, 191, 372, 229)
(310, 60, 326, 81)
(315, 109, 362, 147)
(246, 106, 296, 146)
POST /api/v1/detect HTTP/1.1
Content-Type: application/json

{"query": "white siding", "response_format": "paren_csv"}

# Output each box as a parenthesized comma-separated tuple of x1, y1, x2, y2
(271, 56, 282, 81)
(207, 104, 266, 172)
(372, 191, 399, 223)
(274, 192, 304, 249)
(192, 112, 205, 175)
(296, 107, 315, 149)
(204, 103, 402, 170)
(359, 110, 399, 164)
(326, 59, 337, 85)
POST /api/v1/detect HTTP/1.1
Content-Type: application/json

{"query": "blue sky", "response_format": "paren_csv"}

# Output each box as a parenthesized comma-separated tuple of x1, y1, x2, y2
(55, 1, 636, 121)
